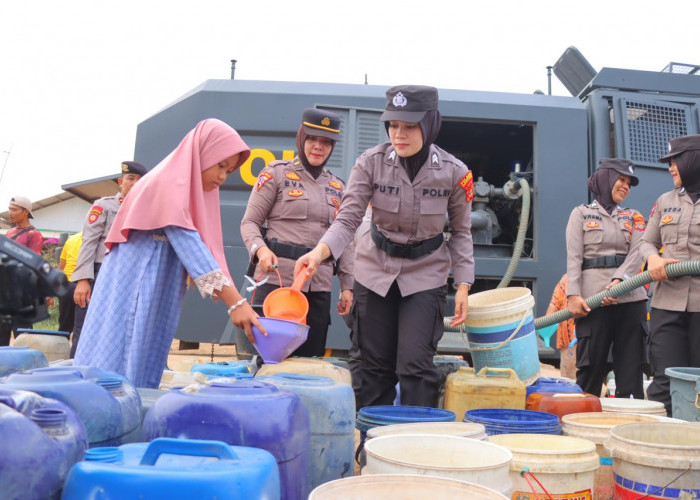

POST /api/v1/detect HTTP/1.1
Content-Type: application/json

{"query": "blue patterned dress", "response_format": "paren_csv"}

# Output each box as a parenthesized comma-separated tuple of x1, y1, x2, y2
(73, 226, 227, 388)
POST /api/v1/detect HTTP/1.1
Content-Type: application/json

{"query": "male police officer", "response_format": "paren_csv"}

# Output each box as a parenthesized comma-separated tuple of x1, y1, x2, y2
(70, 161, 147, 356)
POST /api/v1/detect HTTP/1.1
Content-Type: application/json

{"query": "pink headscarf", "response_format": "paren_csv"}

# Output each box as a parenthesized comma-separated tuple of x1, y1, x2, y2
(105, 119, 251, 281)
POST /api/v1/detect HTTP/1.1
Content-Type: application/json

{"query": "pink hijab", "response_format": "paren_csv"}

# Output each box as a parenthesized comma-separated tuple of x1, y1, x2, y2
(105, 119, 251, 281)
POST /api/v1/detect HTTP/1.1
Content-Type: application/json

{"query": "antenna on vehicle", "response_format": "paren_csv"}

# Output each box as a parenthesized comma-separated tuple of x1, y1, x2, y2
(553, 46, 597, 98)
(364, 73, 368, 85)
(230, 59, 237, 80)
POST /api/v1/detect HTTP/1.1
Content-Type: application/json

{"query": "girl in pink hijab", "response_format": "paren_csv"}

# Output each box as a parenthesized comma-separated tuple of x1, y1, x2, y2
(74, 119, 265, 388)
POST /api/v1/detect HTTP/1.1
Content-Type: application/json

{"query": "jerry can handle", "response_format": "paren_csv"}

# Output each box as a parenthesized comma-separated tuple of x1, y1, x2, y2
(476, 367, 517, 379)
(140, 438, 237, 465)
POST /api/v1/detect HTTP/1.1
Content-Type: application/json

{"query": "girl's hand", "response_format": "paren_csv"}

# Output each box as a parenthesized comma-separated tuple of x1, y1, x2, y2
(449, 284, 469, 327)
(568, 295, 590, 318)
(230, 302, 266, 344)
(337, 289, 353, 316)
(647, 254, 679, 282)
(256, 247, 279, 274)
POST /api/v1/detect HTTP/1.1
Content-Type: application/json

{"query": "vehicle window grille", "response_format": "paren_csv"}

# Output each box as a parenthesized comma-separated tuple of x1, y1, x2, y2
(356, 111, 384, 159)
(625, 101, 688, 165)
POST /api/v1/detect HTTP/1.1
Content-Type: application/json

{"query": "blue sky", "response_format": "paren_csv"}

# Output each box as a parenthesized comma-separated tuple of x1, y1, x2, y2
(1, 0, 698, 208)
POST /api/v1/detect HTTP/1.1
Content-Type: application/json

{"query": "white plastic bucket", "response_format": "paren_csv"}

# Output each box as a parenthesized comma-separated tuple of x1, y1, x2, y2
(309, 474, 508, 499)
(362, 433, 513, 496)
(367, 422, 487, 441)
(488, 433, 598, 499)
(606, 422, 700, 498)
(600, 397, 667, 416)
(464, 288, 540, 384)
(561, 412, 660, 499)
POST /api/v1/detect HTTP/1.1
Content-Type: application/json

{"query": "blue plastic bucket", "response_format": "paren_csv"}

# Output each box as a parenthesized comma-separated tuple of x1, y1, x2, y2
(526, 377, 582, 397)
(666, 367, 700, 422)
(464, 408, 561, 436)
(0, 346, 48, 377)
(357, 405, 456, 433)
(62, 438, 280, 500)
(465, 288, 540, 384)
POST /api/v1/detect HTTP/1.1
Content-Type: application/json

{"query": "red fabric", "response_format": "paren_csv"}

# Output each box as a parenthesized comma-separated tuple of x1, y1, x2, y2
(6, 227, 43, 254)
(105, 119, 250, 281)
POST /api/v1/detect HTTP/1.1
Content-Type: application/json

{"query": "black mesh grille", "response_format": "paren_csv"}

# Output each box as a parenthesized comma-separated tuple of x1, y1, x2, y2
(625, 101, 688, 164)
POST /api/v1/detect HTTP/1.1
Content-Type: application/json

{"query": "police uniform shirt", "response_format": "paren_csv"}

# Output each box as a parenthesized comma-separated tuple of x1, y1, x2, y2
(240, 157, 354, 292)
(565, 201, 647, 303)
(640, 188, 700, 312)
(72, 194, 122, 282)
(321, 143, 475, 297)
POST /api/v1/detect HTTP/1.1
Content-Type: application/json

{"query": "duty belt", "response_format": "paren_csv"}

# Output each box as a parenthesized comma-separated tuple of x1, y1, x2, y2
(581, 254, 627, 270)
(265, 238, 313, 261)
(370, 222, 444, 259)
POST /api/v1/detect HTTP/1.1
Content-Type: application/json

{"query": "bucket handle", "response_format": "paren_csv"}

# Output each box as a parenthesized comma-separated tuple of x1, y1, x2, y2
(140, 438, 238, 465)
(250, 268, 284, 305)
(291, 265, 308, 292)
(469, 308, 530, 352)
(476, 367, 517, 379)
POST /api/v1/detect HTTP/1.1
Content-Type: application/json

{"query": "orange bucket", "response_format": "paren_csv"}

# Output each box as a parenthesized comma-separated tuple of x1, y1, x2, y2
(261, 267, 309, 324)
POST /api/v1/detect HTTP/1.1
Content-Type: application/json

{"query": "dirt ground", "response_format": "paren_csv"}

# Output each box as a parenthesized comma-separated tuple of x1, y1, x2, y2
(165, 340, 239, 372)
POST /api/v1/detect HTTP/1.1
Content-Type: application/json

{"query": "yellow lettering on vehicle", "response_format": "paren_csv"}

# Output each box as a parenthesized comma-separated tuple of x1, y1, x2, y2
(238, 149, 298, 185)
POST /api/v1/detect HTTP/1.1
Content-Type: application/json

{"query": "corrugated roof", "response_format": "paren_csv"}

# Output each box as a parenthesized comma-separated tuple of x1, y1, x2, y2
(61, 174, 120, 202)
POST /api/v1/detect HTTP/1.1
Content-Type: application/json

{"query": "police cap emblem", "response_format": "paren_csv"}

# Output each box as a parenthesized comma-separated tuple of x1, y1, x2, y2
(392, 92, 408, 107)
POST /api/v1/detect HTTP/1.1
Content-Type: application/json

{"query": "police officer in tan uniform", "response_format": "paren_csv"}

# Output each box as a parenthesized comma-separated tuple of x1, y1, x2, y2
(566, 158, 647, 399)
(240, 108, 354, 358)
(71, 161, 147, 357)
(641, 134, 700, 415)
(296, 85, 474, 408)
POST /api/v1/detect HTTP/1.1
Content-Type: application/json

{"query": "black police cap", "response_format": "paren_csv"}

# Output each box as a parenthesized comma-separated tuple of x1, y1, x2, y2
(659, 134, 700, 163)
(599, 158, 639, 186)
(121, 161, 147, 176)
(380, 85, 438, 122)
(301, 108, 341, 141)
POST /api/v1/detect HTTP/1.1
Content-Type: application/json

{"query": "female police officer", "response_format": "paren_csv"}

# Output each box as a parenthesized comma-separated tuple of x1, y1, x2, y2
(240, 108, 354, 357)
(641, 134, 700, 415)
(295, 85, 474, 408)
(566, 159, 647, 399)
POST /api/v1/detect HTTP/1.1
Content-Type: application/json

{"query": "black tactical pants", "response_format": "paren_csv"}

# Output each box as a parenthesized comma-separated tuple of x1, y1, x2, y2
(58, 281, 77, 335)
(575, 300, 646, 399)
(353, 281, 447, 409)
(647, 308, 700, 416)
(70, 264, 100, 358)
(253, 283, 331, 358)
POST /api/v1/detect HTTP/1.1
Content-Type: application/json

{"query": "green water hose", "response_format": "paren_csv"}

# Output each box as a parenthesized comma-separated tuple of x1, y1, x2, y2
(533, 260, 700, 329)
(444, 260, 700, 333)
(497, 177, 531, 288)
